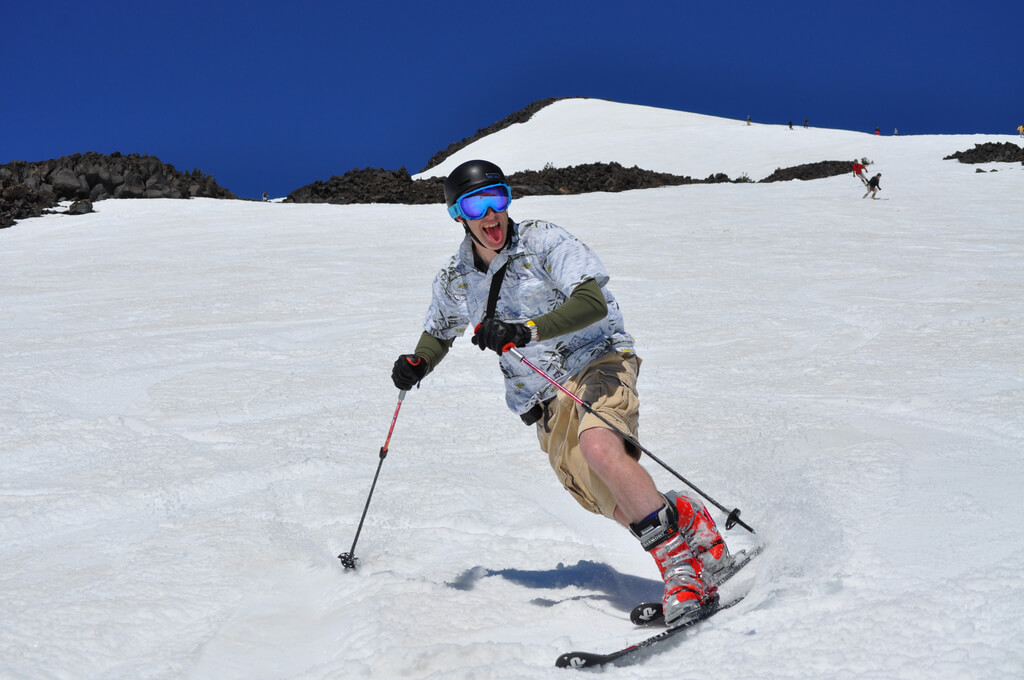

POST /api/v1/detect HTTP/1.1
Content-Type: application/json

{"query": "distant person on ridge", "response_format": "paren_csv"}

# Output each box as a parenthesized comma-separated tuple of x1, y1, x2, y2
(874, 127, 881, 135)
(1017, 124, 1023, 137)
(391, 159, 736, 628)
(852, 161, 869, 186)
(863, 172, 882, 199)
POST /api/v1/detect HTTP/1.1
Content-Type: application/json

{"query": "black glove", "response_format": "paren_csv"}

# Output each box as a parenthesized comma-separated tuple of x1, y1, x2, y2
(471, 318, 532, 354)
(392, 354, 428, 390)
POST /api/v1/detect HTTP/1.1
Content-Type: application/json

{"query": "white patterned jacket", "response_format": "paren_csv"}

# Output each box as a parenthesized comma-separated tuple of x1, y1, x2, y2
(423, 219, 635, 415)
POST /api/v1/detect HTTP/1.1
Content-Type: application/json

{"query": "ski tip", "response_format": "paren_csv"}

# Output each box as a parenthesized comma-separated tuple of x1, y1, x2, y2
(555, 651, 606, 669)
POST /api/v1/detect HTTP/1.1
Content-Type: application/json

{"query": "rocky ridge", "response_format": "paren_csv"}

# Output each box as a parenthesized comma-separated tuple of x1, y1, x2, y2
(1, 152, 235, 228)
(943, 141, 1024, 164)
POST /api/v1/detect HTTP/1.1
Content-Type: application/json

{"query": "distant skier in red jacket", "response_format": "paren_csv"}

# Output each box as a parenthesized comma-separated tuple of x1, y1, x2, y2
(852, 162, 869, 186)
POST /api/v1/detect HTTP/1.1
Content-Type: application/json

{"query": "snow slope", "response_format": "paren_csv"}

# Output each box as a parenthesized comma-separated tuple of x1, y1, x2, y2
(415, 98, 1013, 185)
(2, 100, 1023, 679)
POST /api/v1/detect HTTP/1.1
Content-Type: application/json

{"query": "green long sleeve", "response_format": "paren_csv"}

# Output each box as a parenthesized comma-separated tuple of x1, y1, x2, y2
(413, 331, 454, 372)
(531, 278, 607, 341)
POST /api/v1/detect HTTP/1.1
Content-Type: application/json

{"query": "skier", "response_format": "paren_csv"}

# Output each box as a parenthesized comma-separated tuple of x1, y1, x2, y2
(863, 172, 882, 199)
(391, 159, 733, 627)
(852, 161, 869, 186)
(1017, 124, 1023, 137)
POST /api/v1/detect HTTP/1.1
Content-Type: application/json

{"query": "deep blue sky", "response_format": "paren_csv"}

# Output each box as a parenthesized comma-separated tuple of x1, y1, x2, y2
(4, 1, 1022, 199)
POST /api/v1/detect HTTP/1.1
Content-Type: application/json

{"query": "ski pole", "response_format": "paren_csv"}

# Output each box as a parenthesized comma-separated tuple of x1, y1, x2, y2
(504, 345, 755, 534)
(338, 389, 408, 570)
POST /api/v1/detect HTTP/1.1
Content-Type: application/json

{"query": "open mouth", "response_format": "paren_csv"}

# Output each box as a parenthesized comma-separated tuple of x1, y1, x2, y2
(482, 223, 502, 244)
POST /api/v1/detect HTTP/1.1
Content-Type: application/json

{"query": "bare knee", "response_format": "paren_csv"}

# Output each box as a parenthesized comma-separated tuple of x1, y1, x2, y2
(579, 427, 625, 467)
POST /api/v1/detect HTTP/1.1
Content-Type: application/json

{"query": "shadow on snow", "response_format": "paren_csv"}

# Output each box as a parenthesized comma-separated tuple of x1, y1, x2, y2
(447, 560, 661, 612)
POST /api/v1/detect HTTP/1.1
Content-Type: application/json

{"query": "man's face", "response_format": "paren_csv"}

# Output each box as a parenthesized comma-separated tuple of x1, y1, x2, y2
(460, 193, 509, 252)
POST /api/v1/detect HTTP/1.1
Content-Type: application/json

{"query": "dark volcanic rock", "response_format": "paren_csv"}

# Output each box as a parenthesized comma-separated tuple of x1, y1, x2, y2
(50, 167, 89, 198)
(285, 167, 444, 205)
(68, 199, 93, 215)
(0, 179, 56, 229)
(759, 160, 855, 183)
(0, 152, 236, 228)
(943, 142, 1024, 164)
(510, 162, 722, 196)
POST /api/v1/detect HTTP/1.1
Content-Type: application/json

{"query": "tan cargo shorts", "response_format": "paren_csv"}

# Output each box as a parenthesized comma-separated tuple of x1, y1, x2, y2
(535, 351, 642, 519)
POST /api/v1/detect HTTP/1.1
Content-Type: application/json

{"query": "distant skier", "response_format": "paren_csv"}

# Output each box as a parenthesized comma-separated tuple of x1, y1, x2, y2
(852, 161, 869, 186)
(1018, 124, 1023, 137)
(391, 159, 736, 629)
(874, 127, 881, 135)
(863, 173, 882, 199)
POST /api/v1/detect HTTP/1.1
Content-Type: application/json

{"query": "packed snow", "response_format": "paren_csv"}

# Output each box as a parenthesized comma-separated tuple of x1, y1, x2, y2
(2, 99, 1023, 679)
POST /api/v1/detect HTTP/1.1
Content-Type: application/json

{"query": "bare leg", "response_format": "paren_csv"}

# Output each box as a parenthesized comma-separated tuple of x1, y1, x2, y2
(579, 427, 663, 525)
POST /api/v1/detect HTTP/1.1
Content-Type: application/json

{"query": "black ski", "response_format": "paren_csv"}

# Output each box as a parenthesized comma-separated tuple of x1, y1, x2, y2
(555, 544, 765, 668)
(630, 544, 764, 626)
(556, 593, 746, 668)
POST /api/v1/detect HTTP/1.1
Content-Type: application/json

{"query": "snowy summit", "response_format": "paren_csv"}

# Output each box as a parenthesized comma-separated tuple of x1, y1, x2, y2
(2, 99, 1023, 678)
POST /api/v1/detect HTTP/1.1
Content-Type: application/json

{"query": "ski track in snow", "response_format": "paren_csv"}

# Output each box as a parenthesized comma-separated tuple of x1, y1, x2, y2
(2, 103, 1023, 678)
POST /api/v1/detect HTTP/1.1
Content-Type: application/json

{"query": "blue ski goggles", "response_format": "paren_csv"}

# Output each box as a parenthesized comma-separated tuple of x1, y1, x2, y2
(447, 183, 512, 220)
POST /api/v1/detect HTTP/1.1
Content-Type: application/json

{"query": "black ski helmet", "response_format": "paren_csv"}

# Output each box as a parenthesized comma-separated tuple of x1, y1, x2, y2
(444, 160, 508, 209)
